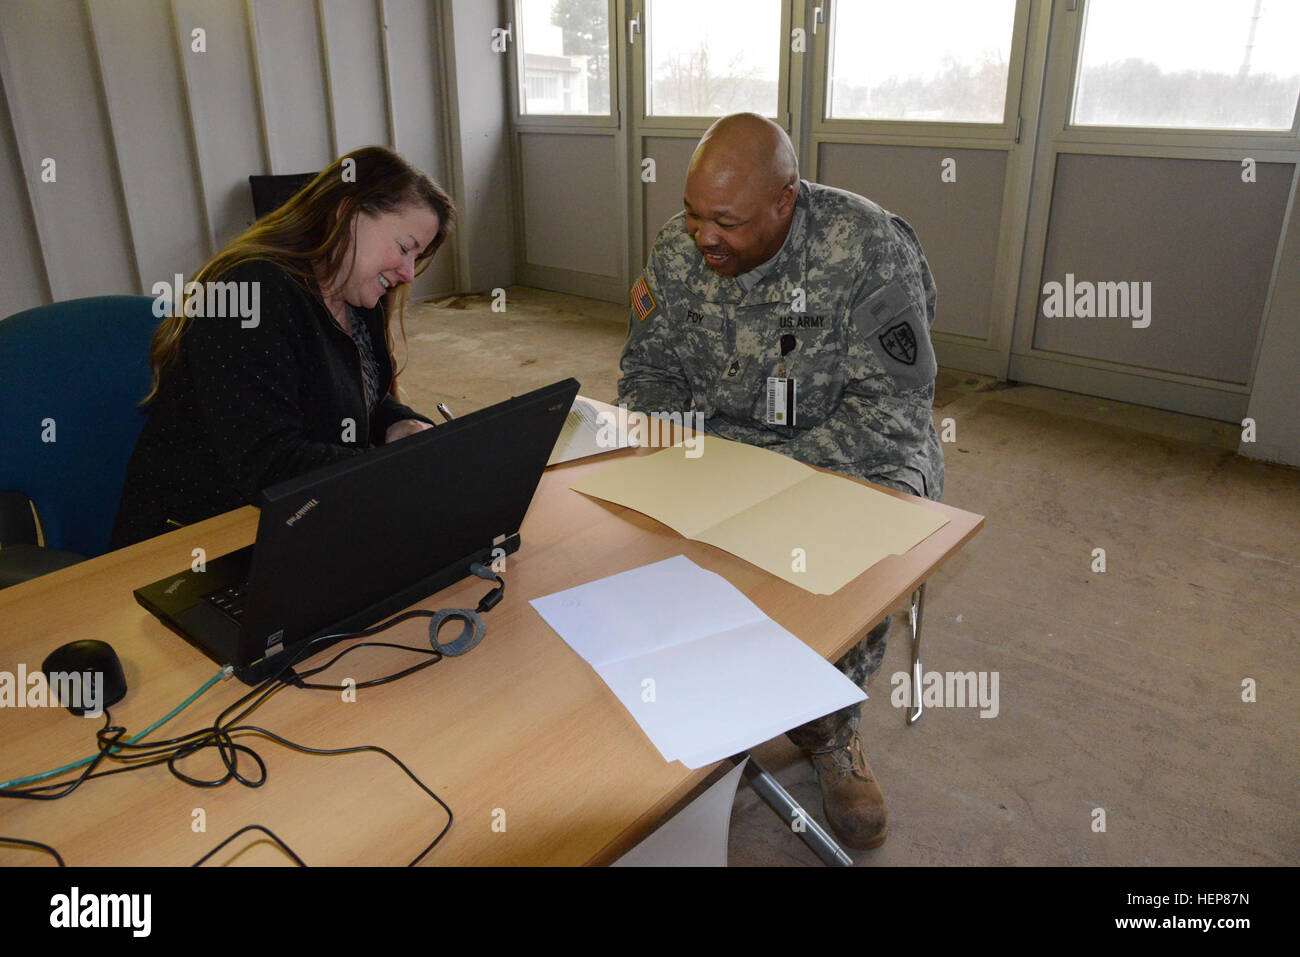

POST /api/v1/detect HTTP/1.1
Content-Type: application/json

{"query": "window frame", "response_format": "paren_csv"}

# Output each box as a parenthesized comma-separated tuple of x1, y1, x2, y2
(510, 0, 621, 130)
(635, 0, 793, 130)
(1061, 0, 1300, 143)
(810, 0, 1033, 146)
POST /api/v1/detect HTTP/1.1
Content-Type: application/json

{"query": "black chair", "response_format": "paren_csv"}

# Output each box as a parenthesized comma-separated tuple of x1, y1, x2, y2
(248, 172, 319, 219)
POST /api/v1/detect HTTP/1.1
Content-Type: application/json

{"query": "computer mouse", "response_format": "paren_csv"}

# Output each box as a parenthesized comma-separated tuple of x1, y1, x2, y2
(41, 640, 127, 716)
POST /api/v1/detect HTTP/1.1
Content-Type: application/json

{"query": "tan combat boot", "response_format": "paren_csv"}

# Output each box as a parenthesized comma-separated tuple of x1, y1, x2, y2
(809, 731, 888, 850)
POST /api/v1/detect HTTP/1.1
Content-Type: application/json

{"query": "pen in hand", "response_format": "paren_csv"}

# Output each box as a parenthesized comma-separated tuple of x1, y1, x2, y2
(437, 402, 455, 422)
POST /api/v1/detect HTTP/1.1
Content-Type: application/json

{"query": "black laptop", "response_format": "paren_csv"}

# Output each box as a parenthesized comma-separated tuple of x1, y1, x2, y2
(135, 378, 579, 684)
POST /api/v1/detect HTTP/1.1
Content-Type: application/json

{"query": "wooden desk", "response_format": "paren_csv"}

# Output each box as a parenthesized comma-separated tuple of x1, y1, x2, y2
(0, 450, 982, 866)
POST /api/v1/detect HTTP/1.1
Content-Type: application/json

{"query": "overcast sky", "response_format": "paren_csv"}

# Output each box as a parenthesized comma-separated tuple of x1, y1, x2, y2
(524, 0, 1299, 87)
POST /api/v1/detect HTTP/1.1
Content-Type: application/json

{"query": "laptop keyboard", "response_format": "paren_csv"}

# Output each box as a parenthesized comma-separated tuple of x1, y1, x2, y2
(205, 581, 250, 621)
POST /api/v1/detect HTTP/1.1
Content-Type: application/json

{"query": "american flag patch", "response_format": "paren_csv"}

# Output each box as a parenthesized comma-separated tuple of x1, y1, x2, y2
(630, 276, 657, 321)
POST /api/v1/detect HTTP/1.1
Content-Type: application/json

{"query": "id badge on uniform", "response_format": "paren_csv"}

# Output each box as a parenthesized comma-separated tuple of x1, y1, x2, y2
(766, 376, 797, 426)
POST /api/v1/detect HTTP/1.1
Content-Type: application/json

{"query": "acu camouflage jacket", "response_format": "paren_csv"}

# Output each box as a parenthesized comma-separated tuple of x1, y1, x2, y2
(617, 179, 945, 500)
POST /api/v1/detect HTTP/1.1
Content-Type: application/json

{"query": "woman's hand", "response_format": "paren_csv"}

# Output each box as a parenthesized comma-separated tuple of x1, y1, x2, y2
(385, 418, 435, 443)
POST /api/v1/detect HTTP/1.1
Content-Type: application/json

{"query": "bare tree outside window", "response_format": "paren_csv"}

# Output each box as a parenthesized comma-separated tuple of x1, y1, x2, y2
(647, 0, 781, 117)
(827, 0, 1016, 123)
(653, 45, 772, 116)
(1073, 0, 1300, 130)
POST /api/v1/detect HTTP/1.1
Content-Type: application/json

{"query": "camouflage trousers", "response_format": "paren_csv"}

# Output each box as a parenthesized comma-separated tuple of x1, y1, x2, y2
(785, 615, 892, 751)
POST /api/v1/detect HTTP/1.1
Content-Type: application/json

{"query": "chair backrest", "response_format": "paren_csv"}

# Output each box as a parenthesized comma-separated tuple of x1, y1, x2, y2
(248, 172, 319, 219)
(0, 296, 161, 558)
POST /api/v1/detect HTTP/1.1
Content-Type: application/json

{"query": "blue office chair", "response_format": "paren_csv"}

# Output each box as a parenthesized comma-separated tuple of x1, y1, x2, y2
(0, 296, 161, 586)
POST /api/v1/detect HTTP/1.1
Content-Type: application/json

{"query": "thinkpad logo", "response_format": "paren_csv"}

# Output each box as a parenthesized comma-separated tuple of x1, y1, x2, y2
(879, 322, 917, 365)
(285, 498, 319, 527)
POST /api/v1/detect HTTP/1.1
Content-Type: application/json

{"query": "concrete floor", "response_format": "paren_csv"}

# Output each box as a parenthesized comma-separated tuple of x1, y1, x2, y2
(396, 286, 1299, 867)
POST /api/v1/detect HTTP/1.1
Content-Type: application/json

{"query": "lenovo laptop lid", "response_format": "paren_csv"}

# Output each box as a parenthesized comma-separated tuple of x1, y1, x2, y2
(135, 378, 579, 683)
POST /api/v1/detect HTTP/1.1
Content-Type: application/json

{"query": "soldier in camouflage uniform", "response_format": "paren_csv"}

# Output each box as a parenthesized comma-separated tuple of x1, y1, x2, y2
(617, 112, 944, 850)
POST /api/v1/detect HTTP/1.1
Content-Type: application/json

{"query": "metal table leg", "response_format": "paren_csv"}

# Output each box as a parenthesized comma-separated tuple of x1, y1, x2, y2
(734, 754, 854, 867)
(907, 584, 926, 725)
(731, 590, 929, 862)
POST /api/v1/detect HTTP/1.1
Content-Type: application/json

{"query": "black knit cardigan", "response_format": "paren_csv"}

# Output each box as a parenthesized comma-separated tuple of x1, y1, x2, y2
(111, 258, 434, 548)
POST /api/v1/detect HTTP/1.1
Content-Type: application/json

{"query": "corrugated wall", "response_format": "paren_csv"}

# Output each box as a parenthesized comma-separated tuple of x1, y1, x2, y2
(0, 0, 460, 316)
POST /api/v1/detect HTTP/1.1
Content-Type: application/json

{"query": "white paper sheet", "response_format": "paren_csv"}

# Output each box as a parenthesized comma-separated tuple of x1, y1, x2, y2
(546, 396, 635, 466)
(613, 757, 748, 867)
(530, 556, 866, 768)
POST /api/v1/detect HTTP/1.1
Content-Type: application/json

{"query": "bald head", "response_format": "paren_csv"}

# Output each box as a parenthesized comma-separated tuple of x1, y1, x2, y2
(682, 113, 800, 277)
(689, 113, 799, 195)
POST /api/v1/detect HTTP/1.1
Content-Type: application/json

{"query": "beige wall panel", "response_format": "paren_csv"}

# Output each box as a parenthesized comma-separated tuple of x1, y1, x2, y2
(250, 0, 333, 174)
(320, 0, 390, 155)
(0, 68, 47, 315)
(445, 0, 514, 293)
(519, 132, 619, 277)
(1033, 154, 1292, 384)
(0, 0, 456, 309)
(0, 0, 135, 300)
(1242, 171, 1300, 466)
(387, 0, 454, 298)
(88, 0, 209, 286)
(174, 0, 266, 247)
(818, 142, 1007, 341)
(640, 135, 697, 261)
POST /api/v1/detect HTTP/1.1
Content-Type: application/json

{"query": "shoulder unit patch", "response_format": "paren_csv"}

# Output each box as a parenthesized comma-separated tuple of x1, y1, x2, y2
(878, 321, 917, 365)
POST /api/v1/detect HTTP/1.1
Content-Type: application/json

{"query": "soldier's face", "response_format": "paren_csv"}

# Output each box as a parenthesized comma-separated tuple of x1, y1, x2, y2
(683, 171, 796, 277)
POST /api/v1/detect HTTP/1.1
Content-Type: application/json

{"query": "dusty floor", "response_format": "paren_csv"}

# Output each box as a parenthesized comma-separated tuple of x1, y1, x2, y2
(396, 286, 1299, 867)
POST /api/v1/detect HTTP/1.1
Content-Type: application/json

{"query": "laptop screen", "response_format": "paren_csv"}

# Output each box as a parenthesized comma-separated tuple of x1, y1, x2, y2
(236, 377, 579, 671)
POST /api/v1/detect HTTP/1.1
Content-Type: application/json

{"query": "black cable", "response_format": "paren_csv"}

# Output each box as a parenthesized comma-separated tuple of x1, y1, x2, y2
(2, 625, 425, 794)
(1, 611, 446, 797)
(0, 836, 65, 866)
(1, 634, 339, 800)
(0, 712, 125, 802)
(470, 561, 505, 613)
(0, 585, 503, 862)
(193, 824, 306, 867)
(293, 640, 442, 691)
(219, 725, 455, 866)
(5, 698, 452, 864)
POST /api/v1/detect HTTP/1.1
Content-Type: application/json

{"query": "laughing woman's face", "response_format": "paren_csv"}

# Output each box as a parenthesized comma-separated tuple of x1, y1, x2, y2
(334, 203, 441, 309)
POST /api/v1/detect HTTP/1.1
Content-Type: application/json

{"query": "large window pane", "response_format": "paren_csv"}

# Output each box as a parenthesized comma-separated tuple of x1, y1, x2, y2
(646, 0, 781, 117)
(827, 0, 1017, 123)
(518, 0, 611, 115)
(1073, 0, 1300, 130)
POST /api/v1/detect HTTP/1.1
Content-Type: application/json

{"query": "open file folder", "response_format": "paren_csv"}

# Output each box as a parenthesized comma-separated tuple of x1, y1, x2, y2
(569, 436, 949, 595)
(530, 556, 866, 769)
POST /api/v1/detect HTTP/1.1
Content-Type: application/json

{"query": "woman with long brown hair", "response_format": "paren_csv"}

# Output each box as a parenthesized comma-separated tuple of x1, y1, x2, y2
(111, 146, 455, 548)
